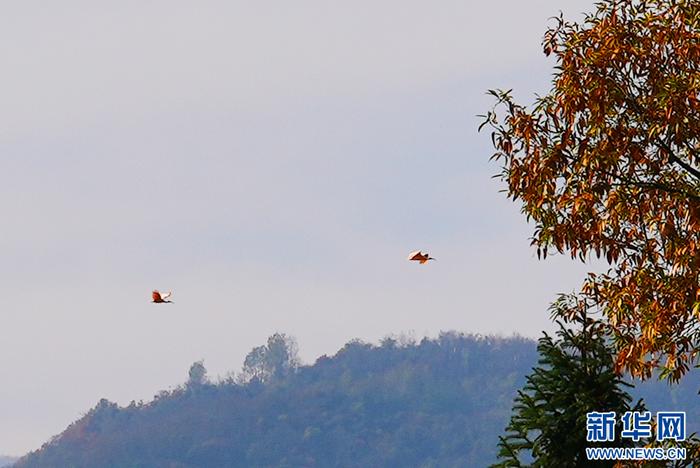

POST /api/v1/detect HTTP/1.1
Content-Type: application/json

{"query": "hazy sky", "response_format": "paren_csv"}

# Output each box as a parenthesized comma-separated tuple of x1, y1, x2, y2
(1, 0, 597, 455)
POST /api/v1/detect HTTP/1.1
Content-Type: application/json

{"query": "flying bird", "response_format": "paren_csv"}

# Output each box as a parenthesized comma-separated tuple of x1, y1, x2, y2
(407, 251, 435, 264)
(152, 290, 173, 303)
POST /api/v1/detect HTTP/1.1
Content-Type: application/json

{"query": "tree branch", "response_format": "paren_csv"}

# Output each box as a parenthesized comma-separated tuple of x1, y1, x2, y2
(668, 153, 700, 182)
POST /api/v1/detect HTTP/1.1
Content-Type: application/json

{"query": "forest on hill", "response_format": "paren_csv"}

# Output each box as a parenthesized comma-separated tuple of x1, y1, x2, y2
(0, 457, 17, 468)
(13, 333, 700, 467)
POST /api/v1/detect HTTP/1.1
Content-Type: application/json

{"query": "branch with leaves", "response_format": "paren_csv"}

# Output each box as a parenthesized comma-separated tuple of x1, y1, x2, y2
(480, 0, 700, 381)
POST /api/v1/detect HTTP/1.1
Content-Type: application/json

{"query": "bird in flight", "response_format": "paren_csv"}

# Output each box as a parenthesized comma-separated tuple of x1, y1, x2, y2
(407, 251, 435, 264)
(152, 290, 173, 303)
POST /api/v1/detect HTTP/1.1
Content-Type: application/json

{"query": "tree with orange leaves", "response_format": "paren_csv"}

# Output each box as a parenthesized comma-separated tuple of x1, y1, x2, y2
(481, 0, 700, 382)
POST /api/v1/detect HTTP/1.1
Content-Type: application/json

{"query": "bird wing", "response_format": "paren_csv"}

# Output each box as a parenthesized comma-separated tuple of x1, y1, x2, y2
(152, 290, 162, 302)
(161, 291, 172, 300)
(408, 251, 423, 261)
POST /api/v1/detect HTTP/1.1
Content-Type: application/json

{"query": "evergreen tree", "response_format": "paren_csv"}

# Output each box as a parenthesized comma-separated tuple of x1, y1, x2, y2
(493, 295, 643, 467)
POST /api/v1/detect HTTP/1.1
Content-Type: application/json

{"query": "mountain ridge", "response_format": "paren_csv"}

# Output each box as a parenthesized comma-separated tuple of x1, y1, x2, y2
(13, 332, 700, 467)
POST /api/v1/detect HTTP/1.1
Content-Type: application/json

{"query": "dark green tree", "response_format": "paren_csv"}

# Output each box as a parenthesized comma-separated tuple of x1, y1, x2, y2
(493, 296, 643, 467)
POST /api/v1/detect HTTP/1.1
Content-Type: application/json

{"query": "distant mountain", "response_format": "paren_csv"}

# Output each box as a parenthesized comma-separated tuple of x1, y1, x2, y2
(0, 456, 18, 468)
(12, 333, 700, 467)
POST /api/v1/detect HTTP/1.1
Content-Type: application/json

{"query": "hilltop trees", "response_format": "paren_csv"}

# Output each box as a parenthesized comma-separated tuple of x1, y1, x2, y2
(481, 0, 700, 381)
(13, 333, 542, 467)
(187, 360, 208, 388)
(240, 333, 300, 383)
(14, 331, 700, 467)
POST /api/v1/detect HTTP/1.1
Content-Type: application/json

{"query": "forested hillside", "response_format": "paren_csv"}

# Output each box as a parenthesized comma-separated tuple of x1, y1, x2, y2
(13, 333, 700, 467)
(0, 456, 17, 468)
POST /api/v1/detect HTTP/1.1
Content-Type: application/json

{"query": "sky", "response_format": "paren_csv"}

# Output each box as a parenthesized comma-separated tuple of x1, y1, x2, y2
(0, 0, 598, 455)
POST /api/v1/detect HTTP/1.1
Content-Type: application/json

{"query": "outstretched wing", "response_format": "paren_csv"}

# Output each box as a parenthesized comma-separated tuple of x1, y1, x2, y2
(161, 291, 172, 300)
(152, 290, 162, 302)
(408, 251, 424, 261)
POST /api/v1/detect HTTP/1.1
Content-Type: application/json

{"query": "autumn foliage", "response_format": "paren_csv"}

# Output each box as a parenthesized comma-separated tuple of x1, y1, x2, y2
(481, 0, 700, 381)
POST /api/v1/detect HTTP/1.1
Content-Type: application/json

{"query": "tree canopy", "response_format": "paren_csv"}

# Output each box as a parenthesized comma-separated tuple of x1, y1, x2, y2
(481, 0, 700, 381)
(187, 360, 208, 388)
(240, 332, 300, 383)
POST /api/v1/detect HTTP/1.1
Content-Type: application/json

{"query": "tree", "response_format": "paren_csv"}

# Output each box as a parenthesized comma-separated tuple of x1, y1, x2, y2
(187, 360, 208, 388)
(240, 333, 300, 383)
(480, 0, 700, 381)
(493, 297, 643, 467)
